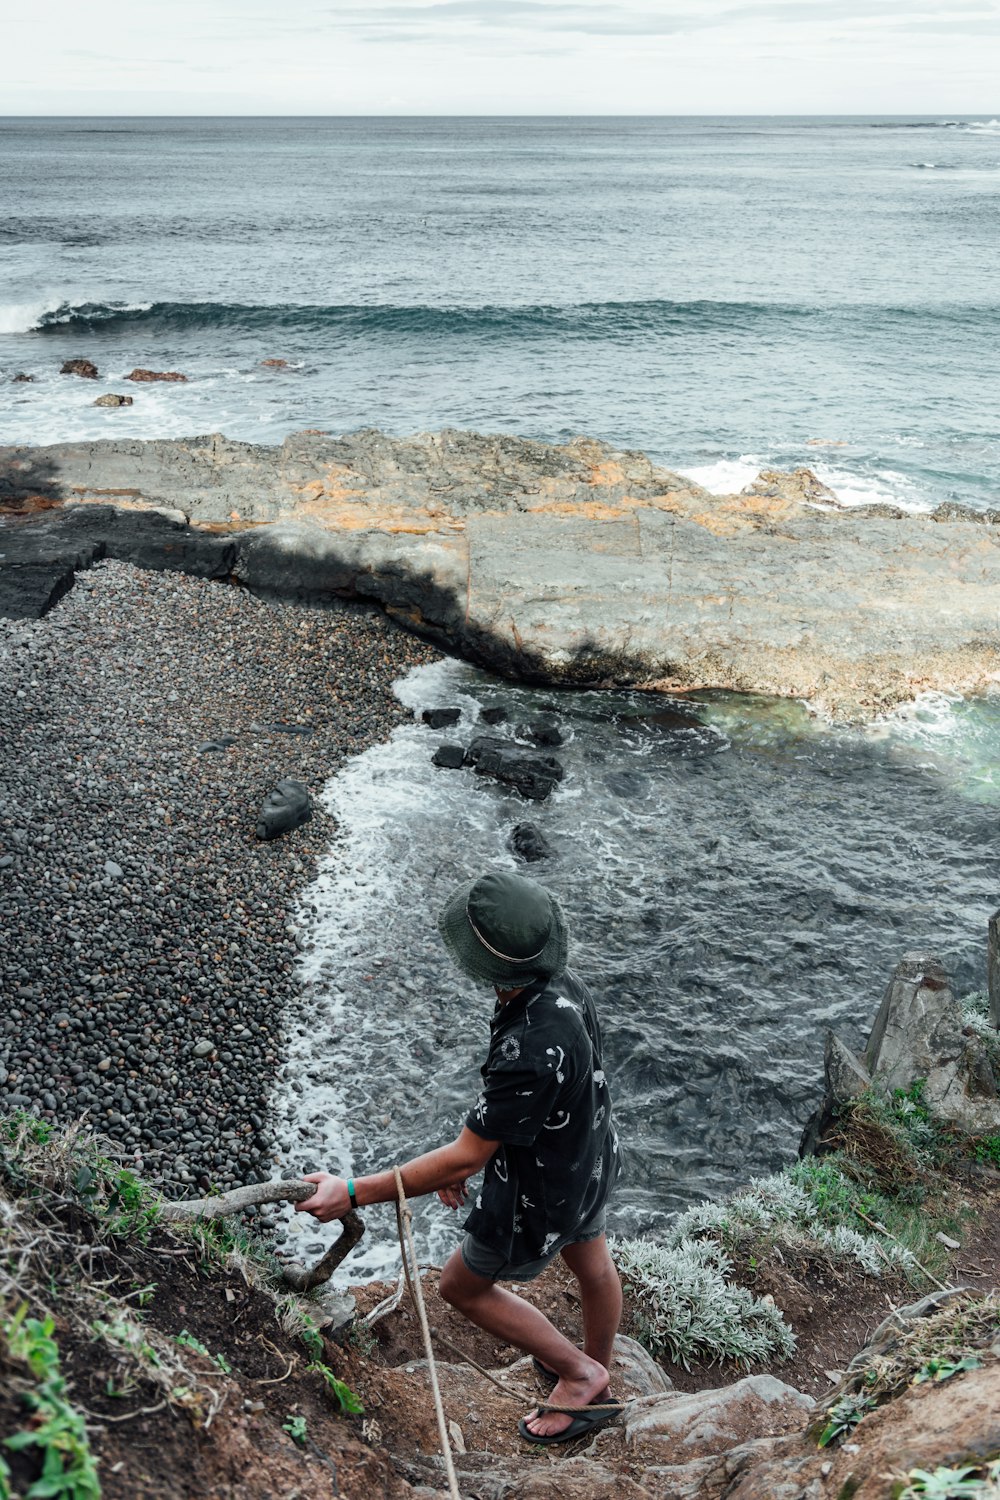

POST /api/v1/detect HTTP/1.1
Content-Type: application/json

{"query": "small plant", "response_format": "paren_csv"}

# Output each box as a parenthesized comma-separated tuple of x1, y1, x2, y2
(307, 1361, 364, 1414)
(173, 1328, 232, 1373)
(971, 1135, 1000, 1169)
(898, 1464, 994, 1498)
(816, 1391, 876, 1448)
(912, 1354, 981, 1385)
(2, 1305, 101, 1500)
(349, 1320, 377, 1358)
(283, 1414, 308, 1445)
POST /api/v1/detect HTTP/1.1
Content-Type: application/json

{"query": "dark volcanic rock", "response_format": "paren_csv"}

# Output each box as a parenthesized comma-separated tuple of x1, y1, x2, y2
(256, 779, 313, 840)
(12, 373, 35, 384)
(0, 507, 236, 620)
(125, 369, 189, 383)
(422, 707, 462, 729)
(508, 821, 552, 862)
(517, 719, 564, 747)
(432, 744, 466, 769)
(60, 359, 98, 379)
(479, 705, 508, 725)
(93, 393, 134, 408)
(464, 734, 564, 801)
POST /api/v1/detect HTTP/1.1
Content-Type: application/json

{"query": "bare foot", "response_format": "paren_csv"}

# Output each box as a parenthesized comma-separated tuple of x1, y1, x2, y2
(522, 1357, 610, 1439)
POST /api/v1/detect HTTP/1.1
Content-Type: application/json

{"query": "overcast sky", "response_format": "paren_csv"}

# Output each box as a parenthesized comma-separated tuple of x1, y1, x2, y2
(5, 0, 999, 115)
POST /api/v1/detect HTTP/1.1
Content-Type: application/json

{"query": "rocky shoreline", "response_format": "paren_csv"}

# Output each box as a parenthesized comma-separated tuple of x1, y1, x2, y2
(0, 561, 439, 1196)
(4, 428, 1000, 722)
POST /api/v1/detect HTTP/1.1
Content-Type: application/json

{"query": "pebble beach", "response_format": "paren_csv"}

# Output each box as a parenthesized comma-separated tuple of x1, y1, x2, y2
(0, 561, 439, 1199)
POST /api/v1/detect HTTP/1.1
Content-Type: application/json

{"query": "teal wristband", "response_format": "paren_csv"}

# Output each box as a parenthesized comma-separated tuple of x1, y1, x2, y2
(347, 1178, 358, 1210)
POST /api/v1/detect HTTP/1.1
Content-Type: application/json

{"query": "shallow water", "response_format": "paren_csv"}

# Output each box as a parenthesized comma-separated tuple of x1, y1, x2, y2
(273, 660, 1000, 1280)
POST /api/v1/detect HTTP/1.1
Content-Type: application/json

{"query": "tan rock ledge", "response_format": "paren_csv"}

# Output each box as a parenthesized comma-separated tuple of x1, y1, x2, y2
(2, 428, 999, 722)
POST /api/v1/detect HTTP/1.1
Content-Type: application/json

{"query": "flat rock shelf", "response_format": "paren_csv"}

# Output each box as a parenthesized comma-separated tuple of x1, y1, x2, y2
(3, 428, 1000, 722)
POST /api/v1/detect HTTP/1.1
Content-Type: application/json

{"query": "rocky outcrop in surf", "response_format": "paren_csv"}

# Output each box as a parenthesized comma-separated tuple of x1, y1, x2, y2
(3, 427, 1000, 721)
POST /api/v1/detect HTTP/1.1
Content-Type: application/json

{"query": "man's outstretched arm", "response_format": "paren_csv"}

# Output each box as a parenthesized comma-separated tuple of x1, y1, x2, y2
(294, 1126, 499, 1223)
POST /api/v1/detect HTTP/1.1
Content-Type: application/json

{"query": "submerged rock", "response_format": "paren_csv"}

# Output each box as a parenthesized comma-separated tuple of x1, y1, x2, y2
(93, 393, 134, 408)
(508, 821, 552, 862)
(256, 778, 312, 840)
(479, 704, 508, 725)
(517, 719, 564, 747)
(12, 373, 35, 383)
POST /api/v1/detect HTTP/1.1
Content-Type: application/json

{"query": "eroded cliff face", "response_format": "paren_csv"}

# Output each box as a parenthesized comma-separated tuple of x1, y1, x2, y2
(4, 428, 1000, 721)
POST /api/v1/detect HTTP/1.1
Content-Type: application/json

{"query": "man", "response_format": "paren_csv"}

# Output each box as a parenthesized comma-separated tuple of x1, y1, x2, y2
(297, 869, 624, 1444)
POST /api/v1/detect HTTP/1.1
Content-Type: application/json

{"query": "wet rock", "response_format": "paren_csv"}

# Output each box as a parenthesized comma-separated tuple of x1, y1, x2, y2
(125, 368, 189, 383)
(517, 719, 564, 747)
(464, 735, 564, 801)
(59, 359, 98, 379)
(863, 951, 999, 1133)
(422, 707, 462, 729)
(93, 393, 134, 408)
(255, 778, 312, 840)
(625, 1375, 814, 1462)
(741, 467, 838, 506)
(12, 373, 35, 383)
(508, 821, 552, 862)
(988, 908, 1000, 1028)
(432, 743, 465, 769)
(479, 704, 508, 725)
(260, 358, 289, 368)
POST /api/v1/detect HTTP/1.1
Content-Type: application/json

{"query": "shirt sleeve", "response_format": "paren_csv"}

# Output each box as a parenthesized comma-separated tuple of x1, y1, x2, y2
(466, 1037, 566, 1146)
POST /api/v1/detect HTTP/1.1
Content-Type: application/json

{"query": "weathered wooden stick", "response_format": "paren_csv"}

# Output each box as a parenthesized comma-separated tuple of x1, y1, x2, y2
(159, 1180, 366, 1292)
(282, 1211, 366, 1292)
(159, 1179, 319, 1221)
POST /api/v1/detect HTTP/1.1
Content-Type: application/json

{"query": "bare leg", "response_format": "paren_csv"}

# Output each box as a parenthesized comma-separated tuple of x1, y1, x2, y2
(438, 1249, 609, 1438)
(559, 1234, 623, 1372)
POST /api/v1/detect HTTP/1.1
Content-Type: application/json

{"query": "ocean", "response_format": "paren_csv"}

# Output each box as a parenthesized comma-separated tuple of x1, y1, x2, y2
(2, 115, 1000, 510)
(3, 116, 999, 1273)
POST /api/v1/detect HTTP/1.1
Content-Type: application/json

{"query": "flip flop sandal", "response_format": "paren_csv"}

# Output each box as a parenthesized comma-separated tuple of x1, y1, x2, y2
(532, 1356, 558, 1386)
(518, 1400, 624, 1447)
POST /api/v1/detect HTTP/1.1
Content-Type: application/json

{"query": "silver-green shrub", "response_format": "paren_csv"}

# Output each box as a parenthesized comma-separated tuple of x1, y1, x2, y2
(610, 1234, 796, 1369)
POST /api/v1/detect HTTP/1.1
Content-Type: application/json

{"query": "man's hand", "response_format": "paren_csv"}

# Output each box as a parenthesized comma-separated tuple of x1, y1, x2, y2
(294, 1172, 352, 1223)
(437, 1179, 469, 1211)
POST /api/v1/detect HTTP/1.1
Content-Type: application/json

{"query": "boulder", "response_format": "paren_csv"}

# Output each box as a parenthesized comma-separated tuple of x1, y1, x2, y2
(432, 744, 465, 769)
(464, 735, 564, 801)
(516, 719, 564, 747)
(508, 821, 552, 862)
(59, 358, 98, 379)
(625, 1374, 814, 1462)
(12, 373, 35, 383)
(255, 779, 312, 840)
(93, 393, 134, 408)
(125, 368, 188, 383)
(422, 707, 462, 729)
(825, 1029, 872, 1102)
(479, 704, 508, 725)
(864, 951, 999, 1133)
(741, 467, 838, 506)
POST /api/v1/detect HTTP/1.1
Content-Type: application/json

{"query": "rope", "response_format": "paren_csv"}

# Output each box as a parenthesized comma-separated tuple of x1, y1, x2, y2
(393, 1166, 462, 1500)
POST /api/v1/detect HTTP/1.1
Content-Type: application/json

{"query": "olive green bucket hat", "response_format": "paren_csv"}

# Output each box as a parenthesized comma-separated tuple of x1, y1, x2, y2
(438, 870, 568, 988)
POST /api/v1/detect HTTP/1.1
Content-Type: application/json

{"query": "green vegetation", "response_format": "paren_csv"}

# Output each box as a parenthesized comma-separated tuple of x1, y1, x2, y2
(307, 1362, 364, 1414)
(2, 1305, 101, 1500)
(897, 1463, 1000, 1499)
(816, 1392, 876, 1449)
(282, 1414, 308, 1445)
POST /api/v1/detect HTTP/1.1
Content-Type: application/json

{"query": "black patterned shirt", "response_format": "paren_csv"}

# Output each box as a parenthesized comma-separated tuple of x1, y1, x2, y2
(463, 968, 621, 1264)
